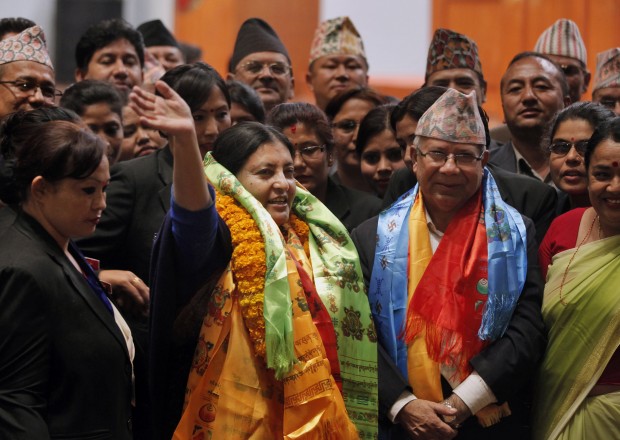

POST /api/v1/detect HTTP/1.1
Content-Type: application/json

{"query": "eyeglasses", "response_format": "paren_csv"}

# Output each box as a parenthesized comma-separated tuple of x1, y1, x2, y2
(599, 97, 620, 110)
(559, 64, 582, 77)
(0, 79, 62, 100)
(416, 146, 484, 166)
(294, 145, 326, 161)
(332, 119, 359, 134)
(548, 140, 589, 156)
(237, 61, 290, 76)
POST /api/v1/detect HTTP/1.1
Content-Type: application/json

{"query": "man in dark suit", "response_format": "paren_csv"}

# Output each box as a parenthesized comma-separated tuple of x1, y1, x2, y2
(352, 88, 546, 440)
(385, 87, 557, 244)
(489, 52, 570, 183)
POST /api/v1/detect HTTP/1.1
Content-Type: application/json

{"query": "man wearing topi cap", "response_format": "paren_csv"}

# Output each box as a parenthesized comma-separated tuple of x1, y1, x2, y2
(424, 28, 487, 106)
(306, 16, 369, 110)
(228, 18, 293, 112)
(353, 88, 545, 439)
(137, 19, 184, 72)
(592, 48, 620, 115)
(0, 25, 59, 119)
(534, 18, 590, 104)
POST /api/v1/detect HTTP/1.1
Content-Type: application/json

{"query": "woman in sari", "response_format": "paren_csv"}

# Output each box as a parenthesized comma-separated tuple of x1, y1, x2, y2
(532, 117, 620, 440)
(130, 81, 378, 439)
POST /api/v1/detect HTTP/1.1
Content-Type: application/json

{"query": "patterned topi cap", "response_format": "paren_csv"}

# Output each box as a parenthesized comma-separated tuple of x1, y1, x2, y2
(593, 48, 620, 92)
(534, 18, 587, 65)
(425, 28, 483, 81)
(0, 25, 53, 69)
(309, 16, 367, 67)
(415, 88, 486, 146)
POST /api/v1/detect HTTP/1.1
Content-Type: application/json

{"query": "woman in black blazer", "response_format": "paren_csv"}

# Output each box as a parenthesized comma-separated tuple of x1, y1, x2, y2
(0, 117, 134, 439)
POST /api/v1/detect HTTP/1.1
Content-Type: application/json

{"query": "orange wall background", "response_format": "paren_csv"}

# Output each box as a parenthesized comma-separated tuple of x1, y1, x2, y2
(176, 0, 619, 126)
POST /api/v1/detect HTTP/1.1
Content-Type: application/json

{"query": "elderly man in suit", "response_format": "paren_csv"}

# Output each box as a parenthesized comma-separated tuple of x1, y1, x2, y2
(353, 88, 546, 440)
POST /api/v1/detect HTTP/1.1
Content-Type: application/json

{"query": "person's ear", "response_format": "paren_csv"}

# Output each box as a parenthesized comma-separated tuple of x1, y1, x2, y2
(288, 76, 295, 100)
(305, 70, 314, 92)
(582, 71, 591, 94)
(327, 151, 334, 167)
(75, 68, 86, 82)
(30, 176, 49, 202)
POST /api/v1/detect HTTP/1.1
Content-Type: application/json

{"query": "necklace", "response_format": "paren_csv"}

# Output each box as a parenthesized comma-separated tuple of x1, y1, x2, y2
(215, 191, 309, 358)
(598, 216, 605, 239)
(559, 214, 598, 305)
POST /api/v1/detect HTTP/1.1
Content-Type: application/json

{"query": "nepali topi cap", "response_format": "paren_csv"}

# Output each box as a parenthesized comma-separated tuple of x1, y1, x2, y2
(0, 25, 53, 69)
(534, 18, 587, 65)
(137, 19, 179, 48)
(229, 18, 290, 72)
(415, 88, 486, 146)
(593, 48, 620, 92)
(425, 28, 483, 81)
(309, 16, 367, 67)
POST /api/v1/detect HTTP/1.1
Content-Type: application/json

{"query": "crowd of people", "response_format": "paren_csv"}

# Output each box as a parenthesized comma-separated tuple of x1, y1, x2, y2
(0, 11, 618, 440)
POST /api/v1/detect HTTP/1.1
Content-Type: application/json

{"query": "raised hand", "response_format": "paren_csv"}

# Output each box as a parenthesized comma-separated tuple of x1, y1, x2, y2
(129, 81, 195, 138)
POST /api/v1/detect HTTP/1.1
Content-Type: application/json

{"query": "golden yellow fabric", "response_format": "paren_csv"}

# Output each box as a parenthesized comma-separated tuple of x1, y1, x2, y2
(406, 193, 442, 401)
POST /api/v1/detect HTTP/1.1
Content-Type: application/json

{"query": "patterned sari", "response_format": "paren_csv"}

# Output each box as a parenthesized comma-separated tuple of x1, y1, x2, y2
(173, 154, 378, 439)
(532, 235, 620, 440)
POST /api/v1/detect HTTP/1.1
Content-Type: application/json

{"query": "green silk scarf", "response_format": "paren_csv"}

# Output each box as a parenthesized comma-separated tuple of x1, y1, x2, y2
(203, 153, 378, 438)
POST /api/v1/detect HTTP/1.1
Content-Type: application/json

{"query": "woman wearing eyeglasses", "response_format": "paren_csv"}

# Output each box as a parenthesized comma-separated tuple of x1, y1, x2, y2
(268, 101, 381, 231)
(325, 87, 388, 193)
(532, 117, 620, 440)
(538, 102, 614, 278)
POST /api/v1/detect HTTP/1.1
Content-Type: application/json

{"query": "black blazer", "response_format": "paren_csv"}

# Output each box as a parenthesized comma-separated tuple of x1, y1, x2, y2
(76, 145, 173, 283)
(351, 214, 547, 440)
(325, 177, 382, 232)
(75, 146, 173, 440)
(0, 213, 133, 439)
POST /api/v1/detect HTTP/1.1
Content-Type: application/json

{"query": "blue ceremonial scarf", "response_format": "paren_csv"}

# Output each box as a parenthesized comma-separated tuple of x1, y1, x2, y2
(369, 169, 528, 378)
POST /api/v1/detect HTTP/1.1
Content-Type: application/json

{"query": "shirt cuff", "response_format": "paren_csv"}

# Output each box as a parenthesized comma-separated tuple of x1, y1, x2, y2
(452, 370, 497, 415)
(388, 390, 417, 423)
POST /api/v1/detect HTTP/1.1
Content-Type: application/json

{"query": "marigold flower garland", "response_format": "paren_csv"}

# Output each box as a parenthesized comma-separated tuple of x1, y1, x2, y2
(215, 191, 309, 359)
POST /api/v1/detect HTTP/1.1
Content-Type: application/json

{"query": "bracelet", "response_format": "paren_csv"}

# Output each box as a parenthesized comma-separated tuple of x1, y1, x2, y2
(442, 401, 460, 429)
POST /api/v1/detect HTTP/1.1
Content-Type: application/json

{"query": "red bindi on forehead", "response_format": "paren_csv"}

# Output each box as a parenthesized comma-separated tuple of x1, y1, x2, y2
(290, 124, 296, 134)
(613, 161, 619, 168)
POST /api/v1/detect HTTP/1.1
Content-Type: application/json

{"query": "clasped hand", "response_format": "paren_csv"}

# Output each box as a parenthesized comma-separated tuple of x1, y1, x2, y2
(396, 395, 471, 440)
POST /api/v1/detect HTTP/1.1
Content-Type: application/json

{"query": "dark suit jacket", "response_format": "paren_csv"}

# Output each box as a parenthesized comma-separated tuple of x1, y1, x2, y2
(351, 214, 547, 440)
(382, 164, 557, 244)
(76, 146, 173, 440)
(0, 205, 16, 233)
(325, 177, 382, 232)
(0, 213, 133, 439)
(488, 140, 519, 174)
